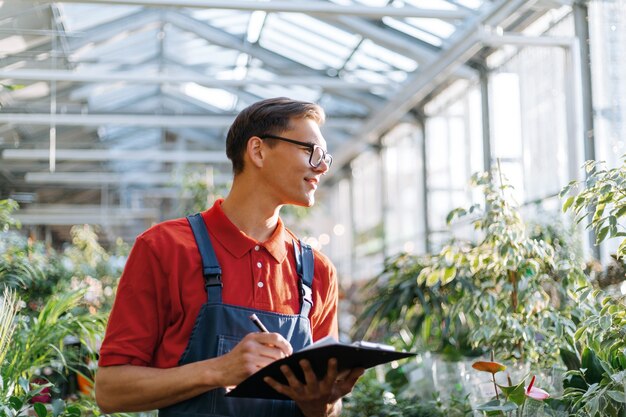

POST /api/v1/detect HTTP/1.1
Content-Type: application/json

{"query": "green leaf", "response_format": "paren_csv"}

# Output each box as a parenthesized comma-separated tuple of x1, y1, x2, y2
(64, 406, 81, 417)
(581, 347, 605, 384)
(442, 266, 456, 284)
(574, 326, 586, 341)
(497, 379, 526, 406)
(596, 226, 610, 244)
(51, 399, 65, 417)
(446, 208, 467, 225)
(617, 239, 626, 259)
(18, 377, 29, 394)
(34, 403, 48, 417)
(599, 314, 612, 330)
(563, 196, 575, 213)
(8, 397, 23, 411)
(607, 390, 626, 403)
(560, 349, 581, 371)
(425, 269, 440, 287)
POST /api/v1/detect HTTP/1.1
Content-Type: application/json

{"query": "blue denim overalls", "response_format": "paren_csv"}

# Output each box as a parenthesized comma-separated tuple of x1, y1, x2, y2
(159, 213, 314, 417)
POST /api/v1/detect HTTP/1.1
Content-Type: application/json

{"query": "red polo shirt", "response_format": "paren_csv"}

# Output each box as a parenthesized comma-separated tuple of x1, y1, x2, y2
(98, 199, 338, 368)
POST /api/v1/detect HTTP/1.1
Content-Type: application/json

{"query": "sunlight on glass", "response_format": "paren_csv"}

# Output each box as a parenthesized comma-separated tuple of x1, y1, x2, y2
(182, 84, 237, 111)
(246, 11, 266, 43)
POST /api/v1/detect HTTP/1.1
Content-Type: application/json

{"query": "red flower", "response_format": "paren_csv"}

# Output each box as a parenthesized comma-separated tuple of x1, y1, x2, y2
(29, 378, 51, 404)
(472, 360, 506, 374)
(525, 375, 550, 400)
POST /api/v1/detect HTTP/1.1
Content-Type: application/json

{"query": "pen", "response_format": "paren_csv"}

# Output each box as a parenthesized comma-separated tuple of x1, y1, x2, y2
(249, 313, 269, 333)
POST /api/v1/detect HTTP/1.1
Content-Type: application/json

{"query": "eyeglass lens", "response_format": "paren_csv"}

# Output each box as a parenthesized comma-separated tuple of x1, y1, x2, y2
(312, 147, 332, 168)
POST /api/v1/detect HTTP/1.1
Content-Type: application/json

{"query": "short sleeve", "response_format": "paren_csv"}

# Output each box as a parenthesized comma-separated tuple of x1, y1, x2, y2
(310, 259, 339, 341)
(98, 235, 170, 367)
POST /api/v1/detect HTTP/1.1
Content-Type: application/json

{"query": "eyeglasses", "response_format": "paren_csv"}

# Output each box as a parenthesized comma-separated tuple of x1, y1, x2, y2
(261, 134, 333, 169)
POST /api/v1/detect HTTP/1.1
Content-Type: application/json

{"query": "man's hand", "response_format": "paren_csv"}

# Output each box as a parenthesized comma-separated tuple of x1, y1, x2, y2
(216, 332, 293, 387)
(263, 358, 364, 417)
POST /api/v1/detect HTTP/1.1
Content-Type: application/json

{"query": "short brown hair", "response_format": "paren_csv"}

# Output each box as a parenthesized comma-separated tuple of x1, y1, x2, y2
(226, 97, 325, 174)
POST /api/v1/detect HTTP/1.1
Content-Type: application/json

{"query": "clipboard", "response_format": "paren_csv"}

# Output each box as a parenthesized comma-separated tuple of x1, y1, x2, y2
(225, 338, 416, 400)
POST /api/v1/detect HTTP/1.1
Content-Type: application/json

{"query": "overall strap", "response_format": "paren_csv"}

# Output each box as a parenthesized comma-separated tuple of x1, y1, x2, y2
(293, 239, 314, 318)
(187, 213, 223, 303)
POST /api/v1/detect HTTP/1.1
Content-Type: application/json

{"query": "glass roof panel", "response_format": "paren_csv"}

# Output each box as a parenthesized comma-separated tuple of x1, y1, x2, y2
(382, 17, 448, 47)
(75, 28, 159, 62)
(181, 84, 238, 111)
(165, 26, 240, 68)
(244, 84, 321, 103)
(259, 13, 360, 70)
(57, 3, 142, 32)
(452, 0, 484, 10)
(190, 9, 250, 38)
(343, 39, 417, 85)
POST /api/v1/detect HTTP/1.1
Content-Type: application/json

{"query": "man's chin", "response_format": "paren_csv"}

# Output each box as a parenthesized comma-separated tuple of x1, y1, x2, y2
(290, 196, 315, 208)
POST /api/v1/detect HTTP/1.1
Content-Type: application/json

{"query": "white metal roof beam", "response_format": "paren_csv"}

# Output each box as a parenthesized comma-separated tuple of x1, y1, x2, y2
(0, 69, 388, 89)
(58, 0, 469, 19)
(2, 149, 228, 163)
(481, 32, 575, 47)
(0, 113, 361, 130)
(24, 171, 232, 185)
(14, 205, 160, 225)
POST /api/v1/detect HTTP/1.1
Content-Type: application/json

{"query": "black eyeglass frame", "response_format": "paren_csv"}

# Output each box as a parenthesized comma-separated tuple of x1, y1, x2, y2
(260, 134, 333, 169)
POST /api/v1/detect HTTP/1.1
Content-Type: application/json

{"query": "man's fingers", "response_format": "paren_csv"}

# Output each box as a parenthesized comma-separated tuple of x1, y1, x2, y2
(253, 332, 293, 356)
(335, 368, 351, 381)
(280, 364, 304, 389)
(264, 377, 289, 396)
(299, 359, 321, 387)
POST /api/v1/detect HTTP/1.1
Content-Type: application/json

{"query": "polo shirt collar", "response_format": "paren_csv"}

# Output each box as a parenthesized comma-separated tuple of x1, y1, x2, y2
(204, 199, 289, 263)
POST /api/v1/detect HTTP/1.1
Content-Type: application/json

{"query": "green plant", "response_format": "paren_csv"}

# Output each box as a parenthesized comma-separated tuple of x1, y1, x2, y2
(356, 252, 476, 356)
(416, 169, 585, 366)
(342, 369, 470, 417)
(0, 200, 20, 232)
(0, 199, 111, 414)
(1, 290, 105, 397)
(561, 155, 626, 259)
(0, 288, 18, 372)
(177, 169, 229, 216)
(0, 377, 81, 417)
(561, 290, 626, 416)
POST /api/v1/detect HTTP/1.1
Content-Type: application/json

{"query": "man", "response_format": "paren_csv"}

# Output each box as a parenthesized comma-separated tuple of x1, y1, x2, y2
(95, 97, 364, 417)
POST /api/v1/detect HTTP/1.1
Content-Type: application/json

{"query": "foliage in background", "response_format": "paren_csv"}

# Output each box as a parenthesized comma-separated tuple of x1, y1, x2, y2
(0, 288, 18, 371)
(361, 169, 586, 367)
(355, 252, 477, 357)
(0, 377, 81, 417)
(177, 169, 229, 216)
(0, 200, 124, 415)
(561, 154, 626, 259)
(418, 170, 588, 366)
(556, 157, 626, 416)
(560, 291, 626, 416)
(342, 369, 473, 417)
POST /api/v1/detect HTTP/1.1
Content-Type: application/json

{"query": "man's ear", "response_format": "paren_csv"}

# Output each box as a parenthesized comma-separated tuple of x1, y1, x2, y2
(246, 136, 265, 169)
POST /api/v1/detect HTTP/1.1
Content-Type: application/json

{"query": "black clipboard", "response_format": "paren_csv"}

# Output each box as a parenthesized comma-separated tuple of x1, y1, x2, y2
(225, 339, 416, 400)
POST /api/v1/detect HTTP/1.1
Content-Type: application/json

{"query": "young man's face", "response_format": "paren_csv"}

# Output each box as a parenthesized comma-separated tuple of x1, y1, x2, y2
(261, 117, 330, 208)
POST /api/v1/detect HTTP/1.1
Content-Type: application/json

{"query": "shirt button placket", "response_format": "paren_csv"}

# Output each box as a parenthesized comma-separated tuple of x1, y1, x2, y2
(255, 249, 264, 295)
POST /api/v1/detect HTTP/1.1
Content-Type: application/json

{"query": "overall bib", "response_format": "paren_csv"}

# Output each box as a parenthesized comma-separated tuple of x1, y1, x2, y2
(159, 213, 314, 417)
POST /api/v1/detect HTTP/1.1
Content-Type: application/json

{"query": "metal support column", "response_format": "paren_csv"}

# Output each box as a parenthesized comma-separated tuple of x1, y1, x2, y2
(417, 112, 431, 254)
(573, 1, 601, 260)
(479, 65, 493, 173)
(377, 143, 388, 260)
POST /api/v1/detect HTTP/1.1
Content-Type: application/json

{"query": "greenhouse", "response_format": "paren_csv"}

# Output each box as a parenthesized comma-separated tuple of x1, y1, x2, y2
(0, 0, 625, 416)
